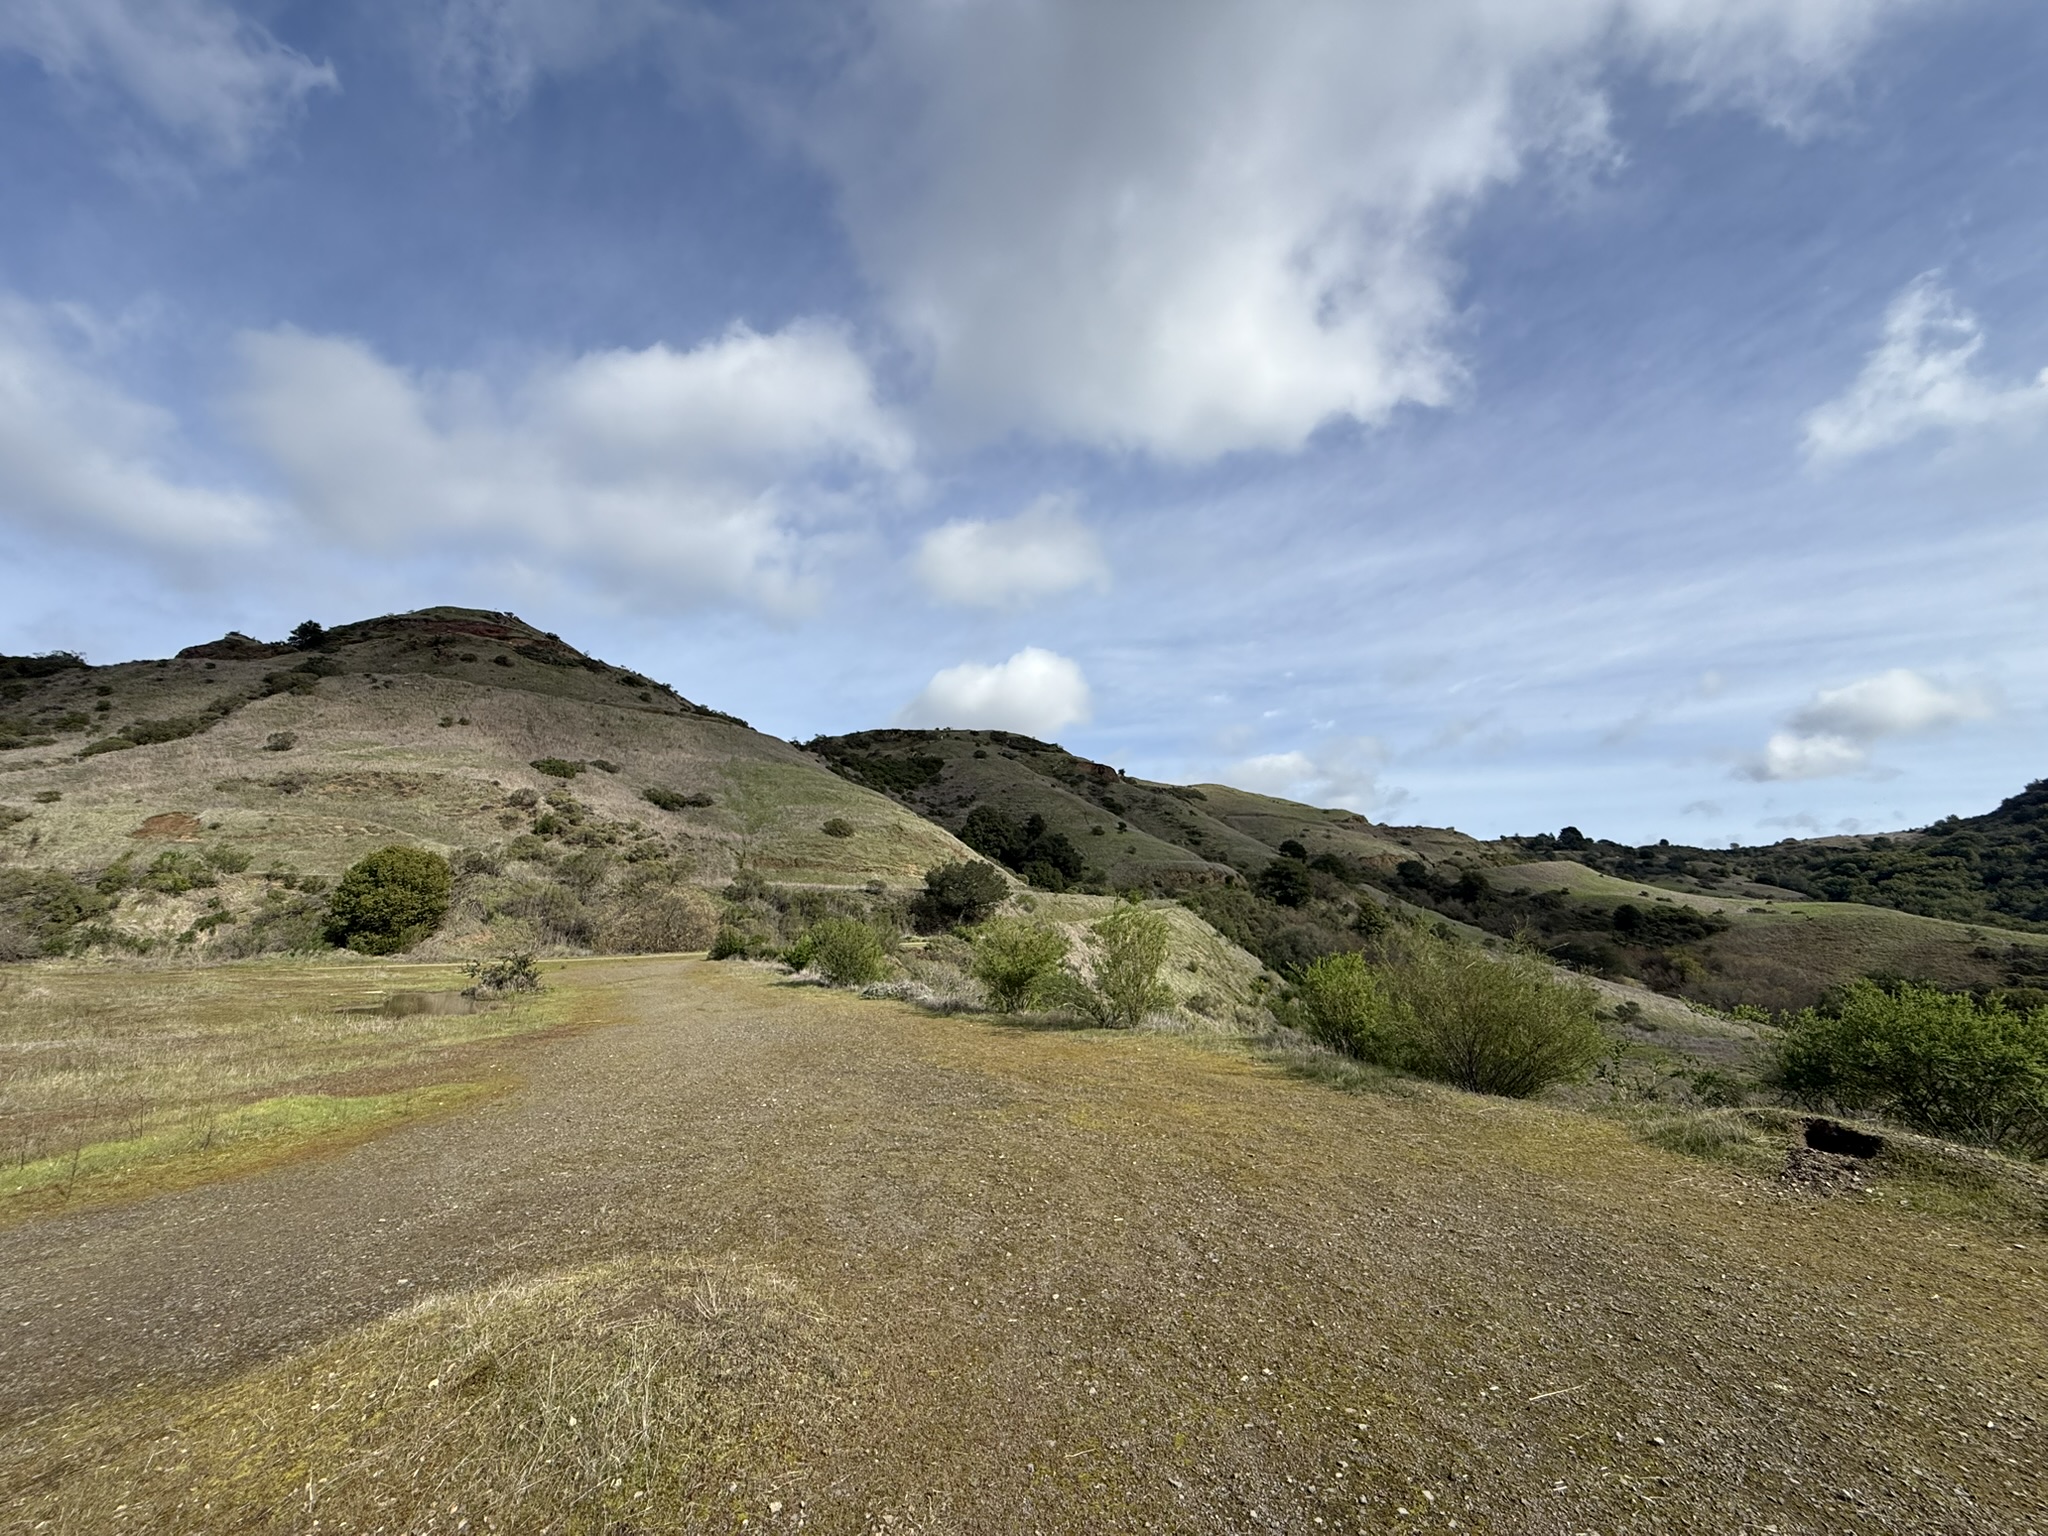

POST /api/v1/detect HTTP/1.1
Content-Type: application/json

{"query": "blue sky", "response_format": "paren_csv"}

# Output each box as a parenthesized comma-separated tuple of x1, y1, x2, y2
(1, 0, 2044, 843)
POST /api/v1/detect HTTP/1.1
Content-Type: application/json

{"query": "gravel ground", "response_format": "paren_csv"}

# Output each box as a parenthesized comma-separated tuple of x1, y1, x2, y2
(2, 957, 2043, 1533)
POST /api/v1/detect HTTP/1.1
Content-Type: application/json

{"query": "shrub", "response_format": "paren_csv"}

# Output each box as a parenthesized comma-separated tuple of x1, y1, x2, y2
(1069, 903, 1172, 1028)
(971, 918, 1071, 1011)
(290, 620, 326, 649)
(710, 923, 774, 960)
(263, 731, 297, 752)
(204, 843, 252, 874)
(643, 786, 714, 812)
(142, 850, 216, 894)
(1378, 932, 1606, 1098)
(531, 758, 585, 780)
(597, 888, 719, 954)
(805, 917, 890, 986)
(1772, 980, 2048, 1153)
(325, 846, 453, 955)
(464, 951, 543, 995)
(822, 817, 856, 838)
(1287, 951, 1394, 1057)
(1255, 859, 1313, 907)
(589, 759, 620, 773)
(919, 860, 1010, 927)
(506, 788, 540, 809)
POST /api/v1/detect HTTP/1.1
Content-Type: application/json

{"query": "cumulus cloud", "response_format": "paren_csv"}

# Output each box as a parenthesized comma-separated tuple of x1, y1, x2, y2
(801, 0, 1923, 459)
(899, 648, 1092, 737)
(0, 296, 271, 548)
(229, 320, 911, 613)
(1740, 668, 1993, 781)
(0, 0, 335, 167)
(394, 0, 1921, 460)
(913, 494, 1109, 609)
(1805, 276, 2048, 460)
(1222, 737, 1398, 814)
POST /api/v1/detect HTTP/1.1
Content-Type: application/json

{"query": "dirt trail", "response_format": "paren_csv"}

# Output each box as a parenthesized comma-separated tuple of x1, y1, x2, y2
(3, 958, 2044, 1533)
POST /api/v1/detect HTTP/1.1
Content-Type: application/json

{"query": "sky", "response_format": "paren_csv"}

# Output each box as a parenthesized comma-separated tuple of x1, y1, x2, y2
(1, 0, 2044, 844)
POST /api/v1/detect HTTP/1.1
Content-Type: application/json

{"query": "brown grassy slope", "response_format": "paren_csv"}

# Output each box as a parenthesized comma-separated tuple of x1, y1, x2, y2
(0, 608, 972, 895)
(2, 958, 2042, 1534)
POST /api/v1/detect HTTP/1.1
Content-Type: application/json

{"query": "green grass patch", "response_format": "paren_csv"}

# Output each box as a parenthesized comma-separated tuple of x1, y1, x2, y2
(2, 1082, 502, 1223)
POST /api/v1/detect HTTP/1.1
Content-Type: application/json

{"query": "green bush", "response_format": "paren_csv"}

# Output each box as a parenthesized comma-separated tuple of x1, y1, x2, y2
(204, 843, 252, 874)
(1069, 903, 1172, 1028)
(643, 786, 714, 812)
(805, 917, 889, 986)
(971, 918, 1071, 1011)
(821, 817, 856, 838)
(1773, 980, 2048, 1152)
(1287, 950, 1394, 1057)
(324, 846, 452, 955)
(919, 860, 1010, 927)
(531, 758, 585, 780)
(1378, 932, 1606, 1097)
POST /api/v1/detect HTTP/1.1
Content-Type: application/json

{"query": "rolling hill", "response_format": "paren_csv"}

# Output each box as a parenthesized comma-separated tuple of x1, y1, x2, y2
(0, 608, 974, 961)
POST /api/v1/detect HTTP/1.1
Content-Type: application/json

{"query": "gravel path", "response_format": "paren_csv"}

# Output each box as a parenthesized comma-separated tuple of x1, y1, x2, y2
(4, 958, 2044, 1533)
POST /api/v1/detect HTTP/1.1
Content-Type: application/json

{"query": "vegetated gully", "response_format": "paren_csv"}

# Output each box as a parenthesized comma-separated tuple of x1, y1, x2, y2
(1, 959, 2042, 1532)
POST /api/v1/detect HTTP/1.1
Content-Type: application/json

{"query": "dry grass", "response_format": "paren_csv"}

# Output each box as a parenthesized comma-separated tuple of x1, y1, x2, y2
(0, 958, 569, 1222)
(4, 960, 2045, 1533)
(5, 1255, 849, 1535)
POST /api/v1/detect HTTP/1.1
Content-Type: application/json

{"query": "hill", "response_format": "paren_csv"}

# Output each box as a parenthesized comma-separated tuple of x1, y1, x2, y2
(0, 609, 974, 961)
(1503, 780, 2048, 931)
(810, 730, 2048, 1012)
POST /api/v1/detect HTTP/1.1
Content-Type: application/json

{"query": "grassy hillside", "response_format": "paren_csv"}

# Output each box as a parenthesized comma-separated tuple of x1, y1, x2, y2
(1505, 777, 2048, 931)
(0, 609, 973, 960)
(805, 728, 1483, 888)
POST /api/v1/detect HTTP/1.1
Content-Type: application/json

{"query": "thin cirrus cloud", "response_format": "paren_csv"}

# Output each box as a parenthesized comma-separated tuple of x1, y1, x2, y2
(1805, 276, 2048, 461)
(913, 494, 1109, 609)
(899, 647, 1093, 738)
(1740, 668, 1994, 782)
(0, 0, 336, 167)
(229, 320, 915, 614)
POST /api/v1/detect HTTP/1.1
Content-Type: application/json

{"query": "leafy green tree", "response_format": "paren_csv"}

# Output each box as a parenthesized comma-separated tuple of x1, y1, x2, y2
(1254, 859, 1312, 908)
(920, 860, 1010, 926)
(325, 846, 452, 955)
(971, 918, 1071, 1011)
(1773, 980, 2048, 1152)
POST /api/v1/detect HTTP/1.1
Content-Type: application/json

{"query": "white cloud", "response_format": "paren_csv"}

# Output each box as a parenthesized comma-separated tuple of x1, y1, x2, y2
(1222, 737, 1397, 813)
(0, 0, 335, 167)
(230, 320, 911, 613)
(913, 494, 1109, 609)
(802, 0, 1922, 459)
(899, 647, 1092, 737)
(0, 296, 271, 548)
(1805, 276, 2048, 460)
(1740, 667, 1993, 780)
